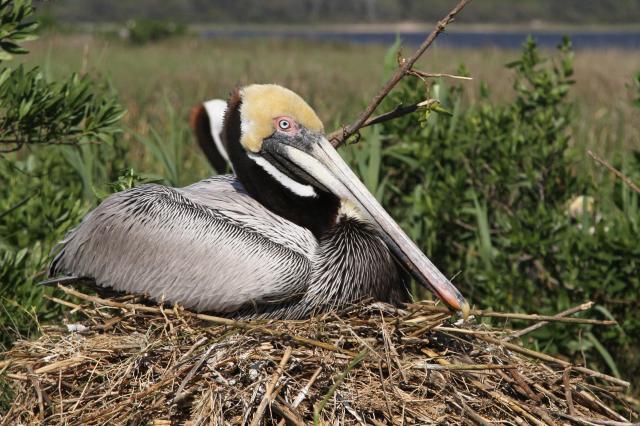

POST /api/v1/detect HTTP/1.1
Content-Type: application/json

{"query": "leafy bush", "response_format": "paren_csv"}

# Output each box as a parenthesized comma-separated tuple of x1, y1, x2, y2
(122, 18, 186, 45)
(0, 0, 125, 354)
(346, 37, 640, 383)
(0, 67, 125, 152)
(0, 1, 124, 154)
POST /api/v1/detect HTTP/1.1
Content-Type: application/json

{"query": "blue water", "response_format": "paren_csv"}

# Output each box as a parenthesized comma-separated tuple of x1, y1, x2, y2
(201, 29, 640, 49)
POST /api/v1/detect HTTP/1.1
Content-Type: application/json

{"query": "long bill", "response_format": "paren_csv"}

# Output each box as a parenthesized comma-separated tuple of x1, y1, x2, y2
(277, 134, 470, 318)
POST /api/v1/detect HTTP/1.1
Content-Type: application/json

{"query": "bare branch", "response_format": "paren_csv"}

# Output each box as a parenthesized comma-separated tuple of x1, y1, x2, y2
(326, 99, 438, 142)
(408, 69, 473, 81)
(329, 0, 473, 148)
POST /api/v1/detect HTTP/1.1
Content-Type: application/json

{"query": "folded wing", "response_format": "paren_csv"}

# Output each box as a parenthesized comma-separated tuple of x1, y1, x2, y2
(50, 176, 317, 312)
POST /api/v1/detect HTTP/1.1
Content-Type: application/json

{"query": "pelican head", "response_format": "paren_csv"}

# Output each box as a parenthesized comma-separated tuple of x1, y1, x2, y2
(223, 84, 469, 317)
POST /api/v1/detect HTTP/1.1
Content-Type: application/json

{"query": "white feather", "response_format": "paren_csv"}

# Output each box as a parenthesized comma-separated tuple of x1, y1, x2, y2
(203, 99, 230, 162)
(247, 153, 317, 198)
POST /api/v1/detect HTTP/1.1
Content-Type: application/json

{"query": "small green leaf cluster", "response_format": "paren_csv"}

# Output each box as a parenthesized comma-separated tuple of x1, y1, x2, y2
(350, 37, 640, 383)
(0, 0, 125, 153)
(0, 67, 125, 152)
(0, 0, 38, 61)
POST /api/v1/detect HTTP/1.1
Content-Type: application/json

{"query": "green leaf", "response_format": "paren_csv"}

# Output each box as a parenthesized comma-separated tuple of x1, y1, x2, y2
(585, 332, 621, 379)
(431, 103, 453, 117)
(0, 67, 10, 85)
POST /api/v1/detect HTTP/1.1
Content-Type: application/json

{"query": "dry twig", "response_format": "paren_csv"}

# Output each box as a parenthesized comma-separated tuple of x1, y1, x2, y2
(479, 334, 629, 388)
(504, 301, 595, 341)
(250, 347, 292, 426)
(413, 303, 616, 326)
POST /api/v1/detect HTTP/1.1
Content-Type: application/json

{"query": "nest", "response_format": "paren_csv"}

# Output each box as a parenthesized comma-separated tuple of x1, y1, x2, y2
(1, 286, 637, 425)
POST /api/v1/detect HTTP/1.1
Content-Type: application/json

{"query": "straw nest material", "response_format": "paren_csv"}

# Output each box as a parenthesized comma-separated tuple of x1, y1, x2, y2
(1, 285, 638, 425)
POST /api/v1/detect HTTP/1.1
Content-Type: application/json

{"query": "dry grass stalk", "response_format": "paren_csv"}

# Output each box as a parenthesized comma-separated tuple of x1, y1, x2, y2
(503, 301, 595, 341)
(409, 301, 617, 326)
(588, 150, 640, 194)
(0, 288, 638, 425)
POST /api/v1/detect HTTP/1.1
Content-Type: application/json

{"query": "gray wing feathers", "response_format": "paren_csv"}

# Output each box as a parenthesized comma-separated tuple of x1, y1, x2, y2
(50, 176, 317, 312)
(179, 176, 315, 256)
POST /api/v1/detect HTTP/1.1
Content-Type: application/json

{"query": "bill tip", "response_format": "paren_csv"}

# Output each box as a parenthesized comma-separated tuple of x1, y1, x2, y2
(460, 300, 471, 320)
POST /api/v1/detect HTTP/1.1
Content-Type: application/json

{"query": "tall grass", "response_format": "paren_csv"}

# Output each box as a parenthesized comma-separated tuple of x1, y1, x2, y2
(19, 34, 639, 183)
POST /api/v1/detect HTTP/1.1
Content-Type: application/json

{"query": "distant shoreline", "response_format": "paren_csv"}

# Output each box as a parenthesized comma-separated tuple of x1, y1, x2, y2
(64, 21, 640, 50)
(70, 21, 640, 34)
(188, 22, 640, 33)
(195, 25, 640, 50)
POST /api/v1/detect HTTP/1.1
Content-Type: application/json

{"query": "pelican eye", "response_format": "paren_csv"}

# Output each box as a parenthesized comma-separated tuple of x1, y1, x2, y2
(278, 119, 291, 130)
(273, 116, 299, 134)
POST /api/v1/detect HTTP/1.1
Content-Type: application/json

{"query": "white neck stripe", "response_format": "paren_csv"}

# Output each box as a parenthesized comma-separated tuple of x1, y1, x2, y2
(203, 99, 230, 162)
(247, 153, 317, 198)
(212, 132, 229, 162)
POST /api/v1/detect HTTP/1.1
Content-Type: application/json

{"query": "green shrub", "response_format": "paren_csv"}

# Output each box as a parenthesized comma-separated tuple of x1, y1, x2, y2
(346, 37, 640, 384)
(123, 18, 186, 45)
(0, 66, 125, 152)
(0, 0, 126, 354)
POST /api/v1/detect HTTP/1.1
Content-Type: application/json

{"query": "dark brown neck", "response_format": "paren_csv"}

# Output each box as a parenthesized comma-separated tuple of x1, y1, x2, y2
(222, 89, 339, 238)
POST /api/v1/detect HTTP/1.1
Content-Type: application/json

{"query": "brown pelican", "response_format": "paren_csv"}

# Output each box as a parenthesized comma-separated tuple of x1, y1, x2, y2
(48, 84, 469, 319)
